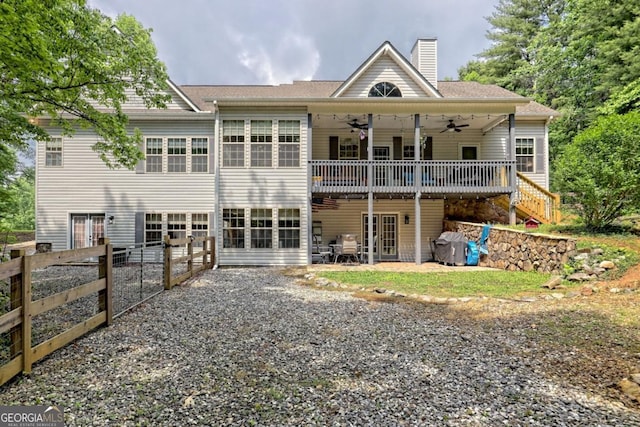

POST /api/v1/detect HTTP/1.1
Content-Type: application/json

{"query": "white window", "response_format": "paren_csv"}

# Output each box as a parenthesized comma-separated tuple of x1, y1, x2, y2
(191, 138, 208, 173)
(278, 208, 300, 248)
(145, 138, 163, 173)
(223, 208, 245, 248)
(191, 213, 208, 239)
(167, 138, 187, 173)
(45, 137, 63, 167)
(250, 208, 273, 248)
(145, 213, 162, 243)
(167, 213, 187, 239)
(278, 120, 300, 167)
(250, 120, 273, 167)
(222, 120, 245, 167)
(516, 137, 534, 172)
(339, 138, 358, 159)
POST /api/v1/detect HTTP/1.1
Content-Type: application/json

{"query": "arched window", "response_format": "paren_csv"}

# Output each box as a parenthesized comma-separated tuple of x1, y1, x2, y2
(368, 82, 402, 97)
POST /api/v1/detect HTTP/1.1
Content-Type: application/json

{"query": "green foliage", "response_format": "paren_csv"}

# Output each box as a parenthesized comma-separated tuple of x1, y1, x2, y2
(554, 112, 640, 229)
(0, 0, 170, 170)
(0, 168, 35, 230)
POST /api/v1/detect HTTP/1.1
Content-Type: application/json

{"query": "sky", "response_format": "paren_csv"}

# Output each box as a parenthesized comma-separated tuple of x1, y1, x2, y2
(91, 0, 498, 86)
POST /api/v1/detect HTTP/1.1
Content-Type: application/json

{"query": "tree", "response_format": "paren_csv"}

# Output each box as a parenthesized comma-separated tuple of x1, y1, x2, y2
(554, 113, 640, 229)
(0, 168, 35, 230)
(459, 0, 565, 95)
(0, 0, 170, 171)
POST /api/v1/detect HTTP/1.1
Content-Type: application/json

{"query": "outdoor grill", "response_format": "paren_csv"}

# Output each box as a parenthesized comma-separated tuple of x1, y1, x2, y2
(433, 232, 468, 266)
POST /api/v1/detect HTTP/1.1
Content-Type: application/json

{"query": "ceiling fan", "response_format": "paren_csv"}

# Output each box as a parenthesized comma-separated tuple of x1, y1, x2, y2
(346, 118, 368, 130)
(440, 119, 469, 133)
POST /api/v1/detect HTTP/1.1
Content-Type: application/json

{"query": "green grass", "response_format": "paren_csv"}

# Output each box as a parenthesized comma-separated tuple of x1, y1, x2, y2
(315, 270, 564, 299)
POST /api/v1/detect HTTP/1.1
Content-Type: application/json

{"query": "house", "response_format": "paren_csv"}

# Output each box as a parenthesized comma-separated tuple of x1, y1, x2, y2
(35, 38, 559, 266)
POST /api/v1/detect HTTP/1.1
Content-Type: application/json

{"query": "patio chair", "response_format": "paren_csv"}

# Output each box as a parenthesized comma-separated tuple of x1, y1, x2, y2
(334, 234, 359, 264)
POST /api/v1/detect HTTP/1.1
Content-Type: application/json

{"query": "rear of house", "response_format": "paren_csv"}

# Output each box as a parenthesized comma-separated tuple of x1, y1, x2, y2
(35, 38, 558, 266)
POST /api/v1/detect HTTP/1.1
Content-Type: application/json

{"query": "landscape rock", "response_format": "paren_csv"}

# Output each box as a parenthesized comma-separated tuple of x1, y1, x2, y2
(542, 276, 563, 289)
(618, 378, 640, 401)
(567, 272, 592, 282)
(600, 260, 616, 269)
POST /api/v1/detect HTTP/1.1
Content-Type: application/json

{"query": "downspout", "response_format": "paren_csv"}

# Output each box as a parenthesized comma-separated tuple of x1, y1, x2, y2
(544, 116, 553, 190)
(307, 113, 313, 265)
(213, 100, 220, 269)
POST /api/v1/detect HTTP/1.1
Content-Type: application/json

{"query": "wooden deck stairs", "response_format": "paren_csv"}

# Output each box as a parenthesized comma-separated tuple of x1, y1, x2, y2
(494, 172, 562, 224)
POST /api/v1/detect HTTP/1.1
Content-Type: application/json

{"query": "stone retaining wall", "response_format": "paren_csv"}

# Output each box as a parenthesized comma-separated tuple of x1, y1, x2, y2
(443, 220, 577, 273)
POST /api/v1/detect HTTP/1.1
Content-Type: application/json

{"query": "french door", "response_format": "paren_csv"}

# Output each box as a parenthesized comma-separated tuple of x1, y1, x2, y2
(362, 214, 397, 261)
(71, 214, 105, 249)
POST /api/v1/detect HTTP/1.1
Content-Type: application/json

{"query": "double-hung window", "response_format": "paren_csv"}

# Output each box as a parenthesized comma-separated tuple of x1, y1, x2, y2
(167, 213, 187, 239)
(145, 213, 162, 243)
(223, 209, 245, 248)
(278, 120, 300, 167)
(222, 120, 245, 167)
(516, 137, 534, 172)
(339, 138, 358, 159)
(145, 138, 163, 173)
(250, 120, 273, 167)
(167, 138, 187, 172)
(191, 213, 208, 239)
(278, 208, 300, 248)
(250, 208, 272, 248)
(191, 138, 208, 173)
(45, 137, 63, 167)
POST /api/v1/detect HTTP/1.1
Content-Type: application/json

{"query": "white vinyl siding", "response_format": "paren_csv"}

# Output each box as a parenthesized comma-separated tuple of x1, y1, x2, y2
(340, 56, 428, 98)
(36, 120, 215, 251)
(410, 39, 437, 88)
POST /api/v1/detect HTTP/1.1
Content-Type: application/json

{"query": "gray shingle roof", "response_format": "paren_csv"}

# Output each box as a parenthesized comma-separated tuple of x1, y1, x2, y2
(180, 80, 557, 117)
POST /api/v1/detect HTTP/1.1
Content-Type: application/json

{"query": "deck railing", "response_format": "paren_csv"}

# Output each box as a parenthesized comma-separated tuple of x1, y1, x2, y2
(515, 172, 562, 224)
(310, 160, 515, 194)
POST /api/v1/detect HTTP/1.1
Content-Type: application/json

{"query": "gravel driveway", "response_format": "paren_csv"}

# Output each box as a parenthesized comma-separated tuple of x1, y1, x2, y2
(2, 267, 639, 426)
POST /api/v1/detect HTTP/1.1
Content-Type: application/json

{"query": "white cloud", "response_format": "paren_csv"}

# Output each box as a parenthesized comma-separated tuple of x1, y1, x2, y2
(228, 27, 320, 85)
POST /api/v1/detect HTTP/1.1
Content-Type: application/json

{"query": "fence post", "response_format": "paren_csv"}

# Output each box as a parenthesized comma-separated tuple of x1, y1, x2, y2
(210, 237, 216, 268)
(163, 235, 172, 290)
(98, 238, 113, 326)
(188, 238, 194, 278)
(202, 236, 209, 268)
(9, 250, 25, 360)
(21, 253, 32, 374)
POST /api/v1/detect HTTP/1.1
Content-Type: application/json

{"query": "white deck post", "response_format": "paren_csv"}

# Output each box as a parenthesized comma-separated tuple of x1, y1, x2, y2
(508, 113, 517, 225)
(414, 113, 422, 265)
(367, 113, 374, 265)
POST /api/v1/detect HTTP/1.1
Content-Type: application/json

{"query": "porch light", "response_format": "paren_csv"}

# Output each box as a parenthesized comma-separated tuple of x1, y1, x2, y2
(108, 215, 114, 225)
(404, 215, 410, 225)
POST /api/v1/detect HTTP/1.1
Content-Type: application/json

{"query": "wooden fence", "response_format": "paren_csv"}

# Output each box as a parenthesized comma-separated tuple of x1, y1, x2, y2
(0, 235, 216, 386)
(0, 238, 113, 387)
(163, 235, 215, 290)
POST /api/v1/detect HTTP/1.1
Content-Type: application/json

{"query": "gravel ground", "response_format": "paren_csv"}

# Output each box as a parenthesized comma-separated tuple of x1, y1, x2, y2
(2, 267, 639, 426)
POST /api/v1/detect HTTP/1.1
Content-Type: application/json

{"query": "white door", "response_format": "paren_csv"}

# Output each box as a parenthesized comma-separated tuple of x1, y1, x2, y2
(362, 214, 398, 261)
(71, 214, 105, 248)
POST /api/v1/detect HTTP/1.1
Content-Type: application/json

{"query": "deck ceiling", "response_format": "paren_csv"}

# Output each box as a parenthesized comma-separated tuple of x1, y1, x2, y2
(313, 113, 507, 133)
